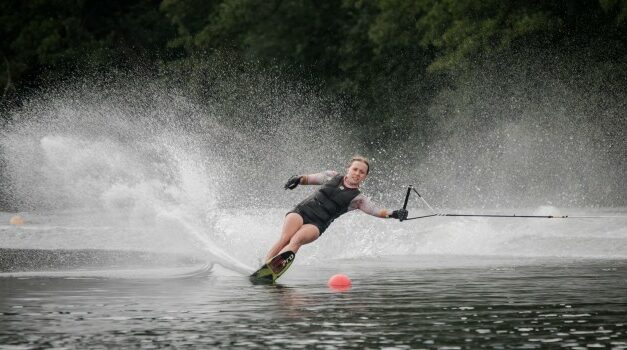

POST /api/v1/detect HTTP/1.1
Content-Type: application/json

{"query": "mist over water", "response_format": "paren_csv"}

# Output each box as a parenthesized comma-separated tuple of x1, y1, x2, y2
(410, 53, 626, 209)
(0, 62, 626, 273)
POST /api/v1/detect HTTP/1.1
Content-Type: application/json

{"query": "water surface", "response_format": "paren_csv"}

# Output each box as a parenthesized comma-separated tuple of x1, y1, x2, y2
(2, 256, 626, 349)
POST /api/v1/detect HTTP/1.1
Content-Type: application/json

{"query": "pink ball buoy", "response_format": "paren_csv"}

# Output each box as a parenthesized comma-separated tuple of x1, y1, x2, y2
(328, 274, 352, 291)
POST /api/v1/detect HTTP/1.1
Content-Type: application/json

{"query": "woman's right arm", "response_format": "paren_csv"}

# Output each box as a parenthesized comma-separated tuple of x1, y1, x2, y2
(285, 170, 338, 190)
(300, 170, 338, 185)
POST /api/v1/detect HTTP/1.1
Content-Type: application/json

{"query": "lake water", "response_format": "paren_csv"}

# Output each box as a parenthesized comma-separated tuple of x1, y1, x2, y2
(1, 255, 626, 349)
(2, 207, 627, 348)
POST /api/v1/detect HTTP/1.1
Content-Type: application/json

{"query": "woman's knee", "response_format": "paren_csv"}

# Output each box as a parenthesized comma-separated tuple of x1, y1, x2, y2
(291, 226, 320, 245)
(278, 233, 292, 245)
(285, 212, 304, 226)
(279, 213, 302, 236)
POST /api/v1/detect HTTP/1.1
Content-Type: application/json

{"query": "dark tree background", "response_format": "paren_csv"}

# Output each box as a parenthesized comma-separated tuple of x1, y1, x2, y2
(2, 0, 625, 120)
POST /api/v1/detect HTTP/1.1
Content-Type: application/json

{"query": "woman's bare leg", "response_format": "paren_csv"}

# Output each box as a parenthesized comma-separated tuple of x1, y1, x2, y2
(264, 213, 304, 261)
(278, 224, 320, 255)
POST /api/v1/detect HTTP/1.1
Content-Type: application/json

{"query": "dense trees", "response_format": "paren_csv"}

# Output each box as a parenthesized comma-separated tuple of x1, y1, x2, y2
(0, 0, 174, 103)
(1, 0, 625, 125)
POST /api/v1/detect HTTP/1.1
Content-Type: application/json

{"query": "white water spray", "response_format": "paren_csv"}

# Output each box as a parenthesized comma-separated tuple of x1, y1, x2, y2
(1, 66, 626, 275)
(0, 71, 359, 272)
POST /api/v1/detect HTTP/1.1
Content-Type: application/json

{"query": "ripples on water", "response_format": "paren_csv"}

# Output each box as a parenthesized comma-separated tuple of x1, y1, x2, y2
(1, 257, 626, 349)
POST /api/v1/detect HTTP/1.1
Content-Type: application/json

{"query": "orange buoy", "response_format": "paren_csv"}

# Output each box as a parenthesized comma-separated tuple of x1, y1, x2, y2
(328, 274, 352, 291)
(9, 215, 24, 226)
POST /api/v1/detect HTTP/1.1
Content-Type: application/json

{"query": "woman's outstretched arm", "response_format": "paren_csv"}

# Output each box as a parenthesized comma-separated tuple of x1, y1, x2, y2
(350, 194, 390, 218)
(350, 195, 408, 220)
(285, 170, 338, 189)
(300, 170, 338, 185)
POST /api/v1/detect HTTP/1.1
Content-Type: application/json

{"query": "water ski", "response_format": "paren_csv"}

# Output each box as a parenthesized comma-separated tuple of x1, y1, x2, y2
(249, 251, 295, 283)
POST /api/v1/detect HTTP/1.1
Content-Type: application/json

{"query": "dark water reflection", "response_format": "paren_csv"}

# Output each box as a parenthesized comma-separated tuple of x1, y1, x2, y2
(1, 257, 626, 349)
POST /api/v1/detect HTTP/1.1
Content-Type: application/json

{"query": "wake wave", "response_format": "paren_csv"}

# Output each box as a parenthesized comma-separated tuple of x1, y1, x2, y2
(1, 205, 626, 276)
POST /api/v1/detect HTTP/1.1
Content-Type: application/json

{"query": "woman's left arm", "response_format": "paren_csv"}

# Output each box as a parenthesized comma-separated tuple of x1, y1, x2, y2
(350, 195, 391, 218)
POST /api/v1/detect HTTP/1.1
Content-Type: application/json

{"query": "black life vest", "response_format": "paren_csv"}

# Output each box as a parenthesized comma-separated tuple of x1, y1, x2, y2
(297, 174, 361, 226)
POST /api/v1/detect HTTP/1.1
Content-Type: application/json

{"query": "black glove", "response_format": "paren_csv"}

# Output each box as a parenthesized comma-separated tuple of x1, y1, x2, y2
(390, 208, 408, 221)
(284, 175, 301, 190)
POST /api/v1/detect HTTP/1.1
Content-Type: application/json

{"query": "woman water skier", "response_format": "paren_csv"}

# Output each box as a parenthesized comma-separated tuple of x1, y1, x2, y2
(264, 156, 408, 262)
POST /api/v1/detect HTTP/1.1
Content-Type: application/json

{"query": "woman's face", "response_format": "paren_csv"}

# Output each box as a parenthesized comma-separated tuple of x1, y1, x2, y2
(345, 160, 368, 186)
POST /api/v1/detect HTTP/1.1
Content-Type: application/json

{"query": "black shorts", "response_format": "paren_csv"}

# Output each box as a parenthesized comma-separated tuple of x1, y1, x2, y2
(287, 206, 328, 235)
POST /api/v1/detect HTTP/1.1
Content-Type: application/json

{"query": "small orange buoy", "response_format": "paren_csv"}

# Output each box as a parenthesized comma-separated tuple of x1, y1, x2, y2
(328, 274, 352, 291)
(9, 215, 24, 226)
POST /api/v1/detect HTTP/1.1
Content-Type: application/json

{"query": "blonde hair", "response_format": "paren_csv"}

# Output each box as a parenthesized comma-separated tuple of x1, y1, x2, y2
(347, 155, 370, 174)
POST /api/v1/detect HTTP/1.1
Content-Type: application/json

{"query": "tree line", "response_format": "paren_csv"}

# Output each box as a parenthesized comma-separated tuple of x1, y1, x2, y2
(1, 0, 625, 128)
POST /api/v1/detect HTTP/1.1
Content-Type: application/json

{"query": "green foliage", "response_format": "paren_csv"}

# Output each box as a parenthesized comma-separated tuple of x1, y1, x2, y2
(417, 0, 626, 72)
(419, 1, 556, 71)
(1, 0, 175, 107)
(160, 0, 218, 51)
(158, 0, 440, 139)
(599, 0, 627, 25)
(1, 0, 625, 132)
